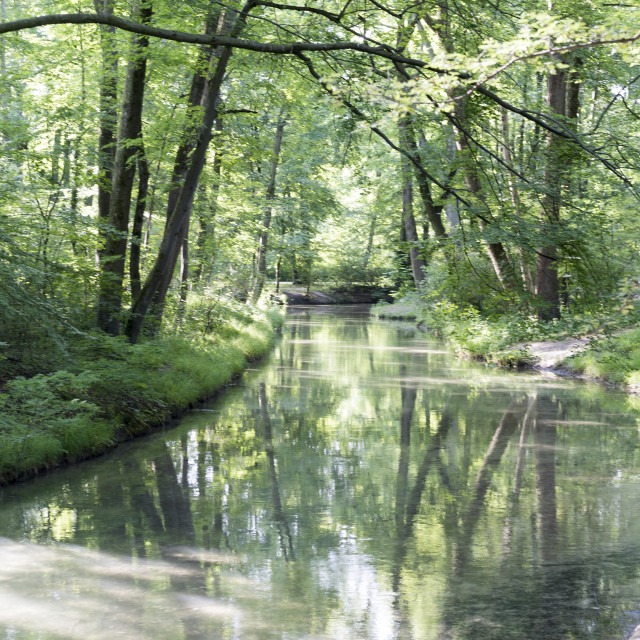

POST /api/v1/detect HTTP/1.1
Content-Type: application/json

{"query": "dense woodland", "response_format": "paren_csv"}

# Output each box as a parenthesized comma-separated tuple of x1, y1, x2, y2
(1, 0, 640, 372)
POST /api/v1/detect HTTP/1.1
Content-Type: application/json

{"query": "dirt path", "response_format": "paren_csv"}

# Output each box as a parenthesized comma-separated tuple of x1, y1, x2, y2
(521, 337, 590, 370)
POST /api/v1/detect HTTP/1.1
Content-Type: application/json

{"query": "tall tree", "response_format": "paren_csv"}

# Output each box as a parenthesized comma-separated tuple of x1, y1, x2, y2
(126, 0, 256, 343)
(93, 0, 118, 261)
(97, 0, 152, 334)
(536, 40, 581, 320)
(252, 106, 286, 301)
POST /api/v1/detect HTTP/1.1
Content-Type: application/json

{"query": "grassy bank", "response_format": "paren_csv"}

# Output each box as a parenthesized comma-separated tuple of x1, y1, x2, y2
(0, 302, 284, 485)
(374, 297, 540, 367)
(562, 329, 640, 393)
(373, 294, 637, 372)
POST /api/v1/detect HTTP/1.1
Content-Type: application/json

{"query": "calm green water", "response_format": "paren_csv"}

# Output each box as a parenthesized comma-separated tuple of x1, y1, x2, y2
(2, 306, 640, 640)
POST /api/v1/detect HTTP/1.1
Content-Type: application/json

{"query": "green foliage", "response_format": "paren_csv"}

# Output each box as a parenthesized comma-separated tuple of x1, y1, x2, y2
(414, 301, 537, 367)
(564, 329, 640, 389)
(0, 301, 283, 485)
(0, 370, 112, 482)
(375, 288, 640, 370)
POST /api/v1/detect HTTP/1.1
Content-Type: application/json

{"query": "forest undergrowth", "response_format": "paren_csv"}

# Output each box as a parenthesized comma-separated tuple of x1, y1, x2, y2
(0, 296, 284, 485)
(373, 291, 640, 388)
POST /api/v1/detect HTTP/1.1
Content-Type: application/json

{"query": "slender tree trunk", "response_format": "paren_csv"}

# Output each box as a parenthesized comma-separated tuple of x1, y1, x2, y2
(362, 213, 377, 272)
(126, 0, 256, 344)
(275, 254, 281, 293)
(400, 155, 425, 288)
(398, 117, 426, 288)
(96, 1, 152, 335)
(177, 231, 189, 323)
(501, 108, 534, 292)
(403, 118, 447, 238)
(453, 101, 518, 290)
(193, 117, 223, 283)
(130, 141, 150, 300)
(94, 0, 118, 262)
(536, 51, 570, 321)
(393, 19, 446, 243)
(253, 108, 286, 302)
(69, 140, 80, 255)
(143, 9, 230, 334)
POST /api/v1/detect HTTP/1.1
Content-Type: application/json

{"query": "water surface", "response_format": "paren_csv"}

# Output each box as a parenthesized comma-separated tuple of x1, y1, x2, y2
(2, 306, 640, 640)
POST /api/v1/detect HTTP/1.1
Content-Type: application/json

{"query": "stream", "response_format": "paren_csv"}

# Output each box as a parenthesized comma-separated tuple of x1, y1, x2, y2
(1, 305, 640, 640)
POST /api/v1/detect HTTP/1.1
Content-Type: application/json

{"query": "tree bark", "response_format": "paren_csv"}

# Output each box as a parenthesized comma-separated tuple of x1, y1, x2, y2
(535, 51, 573, 321)
(500, 107, 534, 292)
(126, 0, 256, 344)
(362, 213, 377, 273)
(143, 8, 231, 334)
(398, 117, 426, 288)
(453, 101, 518, 290)
(177, 231, 189, 323)
(252, 108, 286, 302)
(96, 0, 152, 334)
(93, 0, 118, 262)
(403, 118, 447, 238)
(130, 141, 150, 301)
(193, 117, 223, 283)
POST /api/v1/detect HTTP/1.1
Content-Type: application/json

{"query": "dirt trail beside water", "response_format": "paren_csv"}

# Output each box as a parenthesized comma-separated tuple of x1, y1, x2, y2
(522, 338, 591, 370)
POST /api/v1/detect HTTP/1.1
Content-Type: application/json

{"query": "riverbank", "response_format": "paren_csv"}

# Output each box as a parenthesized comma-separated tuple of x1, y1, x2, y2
(0, 306, 284, 485)
(373, 298, 640, 393)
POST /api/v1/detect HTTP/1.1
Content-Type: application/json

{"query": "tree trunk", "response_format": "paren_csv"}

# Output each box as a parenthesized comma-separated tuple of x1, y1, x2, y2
(402, 164, 425, 288)
(130, 142, 150, 301)
(93, 0, 118, 262)
(253, 108, 286, 302)
(453, 101, 518, 290)
(96, 1, 152, 335)
(143, 8, 232, 334)
(403, 118, 447, 238)
(193, 117, 223, 283)
(535, 53, 569, 321)
(398, 117, 426, 288)
(362, 213, 377, 273)
(126, 0, 256, 344)
(500, 107, 534, 292)
(275, 254, 281, 293)
(177, 232, 189, 324)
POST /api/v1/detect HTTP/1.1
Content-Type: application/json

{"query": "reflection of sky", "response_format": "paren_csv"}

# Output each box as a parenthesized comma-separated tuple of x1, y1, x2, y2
(315, 538, 397, 640)
(0, 539, 240, 640)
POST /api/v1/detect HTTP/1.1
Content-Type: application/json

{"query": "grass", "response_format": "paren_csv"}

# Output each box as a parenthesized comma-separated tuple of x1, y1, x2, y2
(0, 303, 284, 485)
(371, 298, 421, 320)
(562, 328, 640, 391)
(373, 294, 640, 372)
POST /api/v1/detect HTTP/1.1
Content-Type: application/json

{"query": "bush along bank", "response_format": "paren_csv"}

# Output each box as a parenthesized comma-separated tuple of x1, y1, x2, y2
(0, 303, 284, 485)
(373, 294, 639, 372)
(562, 328, 640, 393)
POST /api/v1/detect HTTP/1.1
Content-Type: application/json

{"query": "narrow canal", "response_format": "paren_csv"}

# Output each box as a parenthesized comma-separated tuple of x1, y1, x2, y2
(2, 306, 640, 640)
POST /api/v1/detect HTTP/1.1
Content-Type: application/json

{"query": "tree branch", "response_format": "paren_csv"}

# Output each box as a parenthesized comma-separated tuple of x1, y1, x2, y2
(0, 12, 440, 70)
(294, 51, 473, 211)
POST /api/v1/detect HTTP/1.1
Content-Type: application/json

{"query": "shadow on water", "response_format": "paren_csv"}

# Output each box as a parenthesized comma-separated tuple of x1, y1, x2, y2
(2, 307, 640, 639)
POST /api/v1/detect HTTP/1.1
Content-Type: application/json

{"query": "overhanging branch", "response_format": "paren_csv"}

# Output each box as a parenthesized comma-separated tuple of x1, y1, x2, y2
(0, 12, 440, 70)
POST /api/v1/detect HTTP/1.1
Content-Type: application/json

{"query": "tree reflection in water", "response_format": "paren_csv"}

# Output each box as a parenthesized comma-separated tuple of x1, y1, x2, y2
(1, 308, 640, 639)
